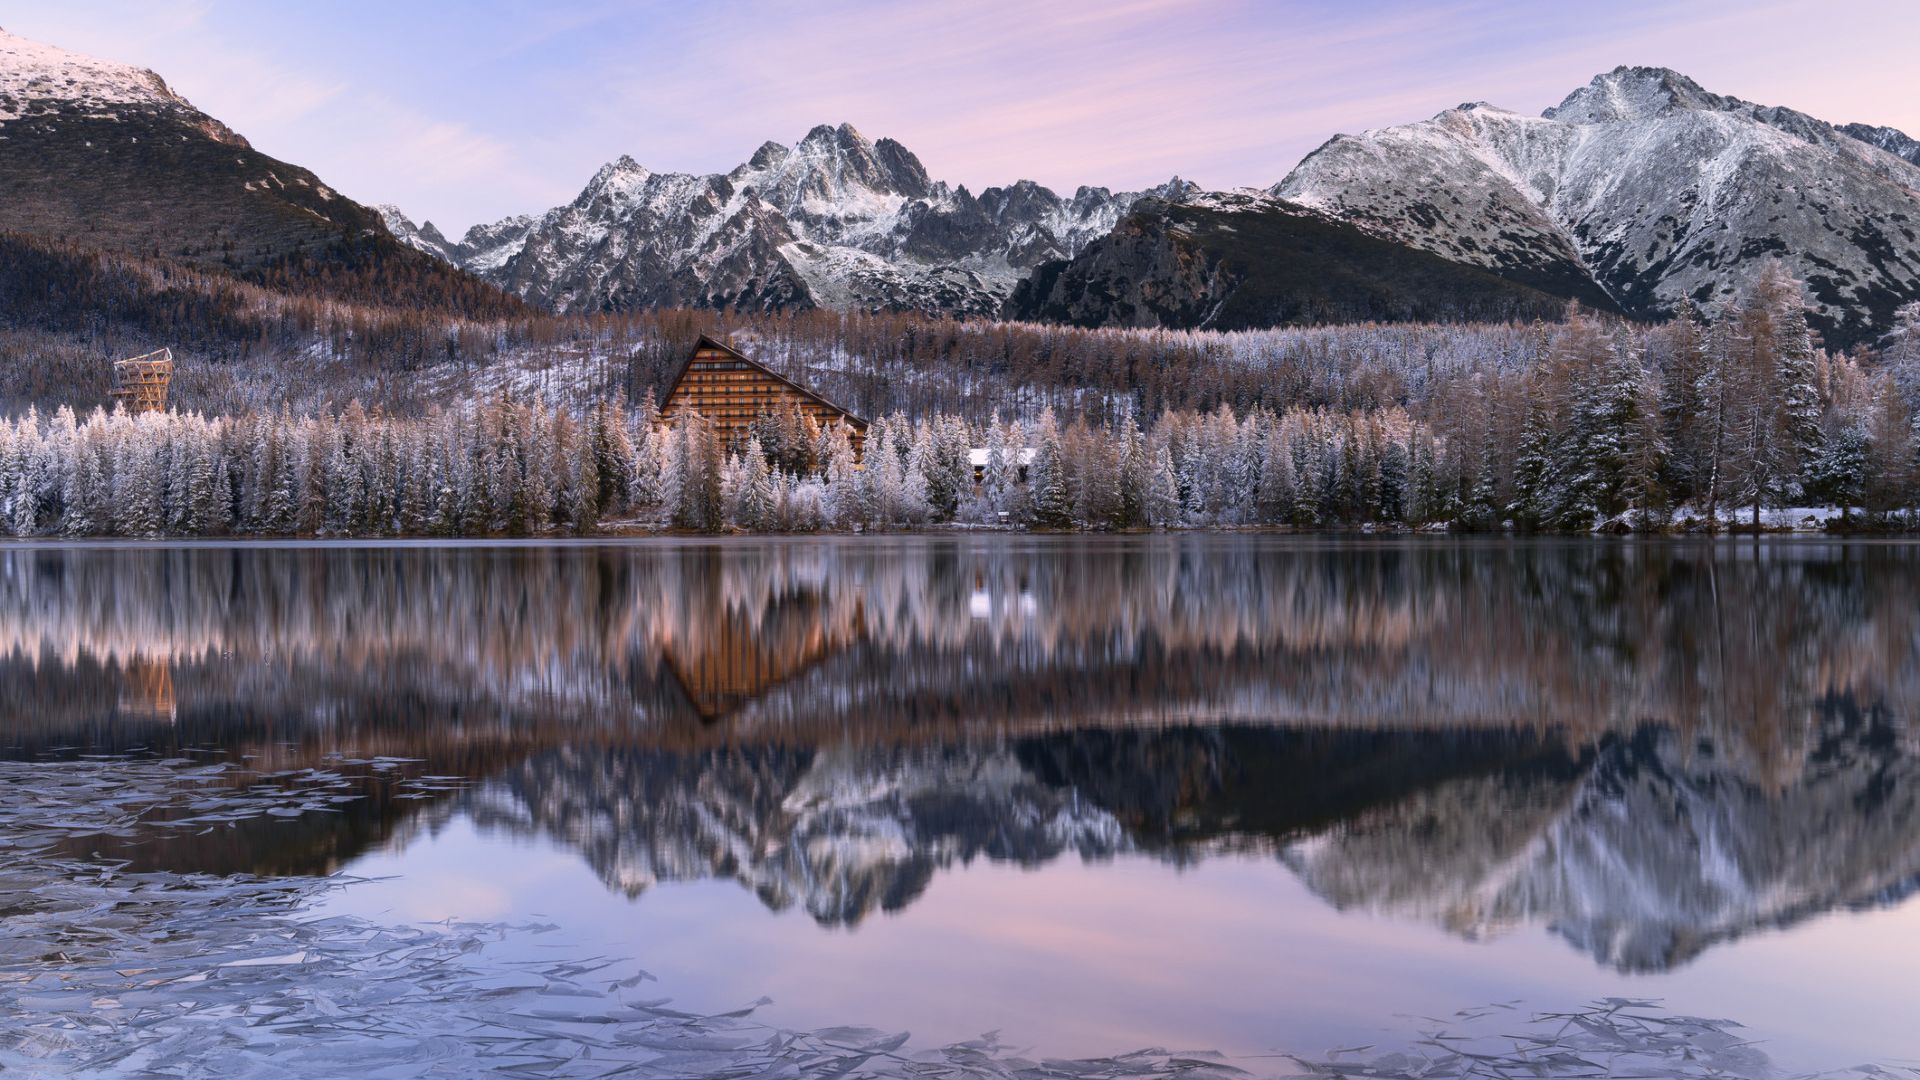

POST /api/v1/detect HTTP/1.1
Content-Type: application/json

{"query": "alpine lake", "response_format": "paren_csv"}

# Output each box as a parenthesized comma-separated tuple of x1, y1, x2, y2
(3, 535, 1918, 1077)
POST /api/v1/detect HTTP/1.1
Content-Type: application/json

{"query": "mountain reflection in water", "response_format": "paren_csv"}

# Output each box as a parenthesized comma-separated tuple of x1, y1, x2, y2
(2, 537, 1918, 976)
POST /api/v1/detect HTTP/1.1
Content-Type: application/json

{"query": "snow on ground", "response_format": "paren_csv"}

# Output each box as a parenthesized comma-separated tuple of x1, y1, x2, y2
(1670, 505, 1847, 531)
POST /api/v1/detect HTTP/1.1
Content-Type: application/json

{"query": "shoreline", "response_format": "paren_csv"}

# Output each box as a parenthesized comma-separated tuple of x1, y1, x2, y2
(4, 517, 1917, 543)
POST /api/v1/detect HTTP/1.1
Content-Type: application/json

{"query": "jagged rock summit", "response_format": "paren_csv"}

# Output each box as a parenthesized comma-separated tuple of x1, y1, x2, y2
(1275, 65, 1920, 344)
(1843, 122, 1920, 168)
(382, 122, 1196, 316)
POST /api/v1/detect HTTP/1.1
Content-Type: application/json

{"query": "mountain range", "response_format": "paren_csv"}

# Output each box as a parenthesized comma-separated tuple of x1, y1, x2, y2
(378, 124, 1198, 317)
(5, 27, 1920, 344)
(381, 65, 1920, 345)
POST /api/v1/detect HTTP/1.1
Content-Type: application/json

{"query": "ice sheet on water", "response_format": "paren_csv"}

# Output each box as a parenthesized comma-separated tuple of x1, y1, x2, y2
(0, 756, 1913, 1078)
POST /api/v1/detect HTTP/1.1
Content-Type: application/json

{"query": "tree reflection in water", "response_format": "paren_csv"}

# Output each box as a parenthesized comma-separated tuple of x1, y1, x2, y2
(2, 537, 1918, 973)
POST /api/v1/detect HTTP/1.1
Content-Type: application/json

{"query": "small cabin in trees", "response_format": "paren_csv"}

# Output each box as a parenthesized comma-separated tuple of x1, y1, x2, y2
(658, 335, 866, 457)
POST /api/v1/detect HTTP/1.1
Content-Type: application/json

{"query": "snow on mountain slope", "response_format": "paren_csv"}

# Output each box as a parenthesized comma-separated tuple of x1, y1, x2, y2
(1274, 104, 1595, 298)
(377, 204, 455, 261)
(0, 26, 198, 124)
(390, 122, 1194, 316)
(380, 205, 540, 275)
(0, 26, 477, 295)
(1843, 122, 1920, 168)
(1277, 66, 1920, 344)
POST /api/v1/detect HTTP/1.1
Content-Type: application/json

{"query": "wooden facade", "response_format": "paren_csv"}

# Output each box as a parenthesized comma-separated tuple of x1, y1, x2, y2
(658, 335, 866, 455)
(110, 348, 174, 415)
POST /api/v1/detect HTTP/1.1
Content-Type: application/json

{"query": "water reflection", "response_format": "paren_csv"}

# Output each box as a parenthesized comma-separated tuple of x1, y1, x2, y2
(2, 537, 1918, 974)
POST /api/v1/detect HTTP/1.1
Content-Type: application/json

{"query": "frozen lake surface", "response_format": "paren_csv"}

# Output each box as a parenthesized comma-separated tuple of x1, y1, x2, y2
(2, 535, 1918, 1076)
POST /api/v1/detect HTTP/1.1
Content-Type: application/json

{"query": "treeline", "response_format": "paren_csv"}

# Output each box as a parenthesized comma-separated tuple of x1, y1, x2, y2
(6, 244, 1920, 533)
(5, 272, 1917, 538)
(1418, 267, 1920, 528)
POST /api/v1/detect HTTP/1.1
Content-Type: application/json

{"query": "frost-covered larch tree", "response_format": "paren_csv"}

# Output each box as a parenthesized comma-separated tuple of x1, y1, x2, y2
(1027, 408, 1072, 529)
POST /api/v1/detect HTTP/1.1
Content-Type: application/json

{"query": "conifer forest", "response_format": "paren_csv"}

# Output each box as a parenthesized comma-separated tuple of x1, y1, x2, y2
(5, 261, 1918, 536)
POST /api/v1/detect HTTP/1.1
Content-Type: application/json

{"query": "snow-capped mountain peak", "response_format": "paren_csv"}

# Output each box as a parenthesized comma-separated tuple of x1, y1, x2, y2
(0, 26, 185, 122)
(373, 70, 1919, 343)
(576, 154, 654, 206)
(1543, 65, 1722, 124)
(0, 26, 454, 285)
(1276, 65, 1920, 344)
(400, 123, 1189, 316)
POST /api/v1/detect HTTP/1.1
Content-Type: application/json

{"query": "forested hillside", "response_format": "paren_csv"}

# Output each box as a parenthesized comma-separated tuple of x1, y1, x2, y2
(5, 263, 1918, 536)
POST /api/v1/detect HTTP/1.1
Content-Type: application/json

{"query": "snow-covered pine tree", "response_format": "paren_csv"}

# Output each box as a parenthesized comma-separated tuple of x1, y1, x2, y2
(1808, 421, 1869, 524)
(62, 415, 109, 537)
(589, 394, 636, 516)
(822, 424, 864, 529)
(1283, 412, 1322, 527)
(0, 416, 19, 536)
(628, 418, 664, 517)
(738, 438, 778, 531)
(1407, 428, 1443, 526)
(10, 409, 47, 536)
(989, 416, 1027, 524)
(1028, 408, 1072, 529)
(200, 420, 235, 534)
(672, 412, 724, 532)
(925, 415, 972, 523)
(897, 439, 931, 526)
(1509, 377, 1556, 529)
(116, 411, 167, 537)
(1885, 301, 1920, 438)
(1256, 424, 1296, 525)
(1377, 428, 1409, 523)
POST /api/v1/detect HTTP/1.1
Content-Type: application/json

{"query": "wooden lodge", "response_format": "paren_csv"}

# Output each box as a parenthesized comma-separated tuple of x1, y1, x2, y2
(658, 335, 867, 456)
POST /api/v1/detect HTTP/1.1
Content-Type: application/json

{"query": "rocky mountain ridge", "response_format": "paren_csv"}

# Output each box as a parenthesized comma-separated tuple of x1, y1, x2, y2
(383, 123, 1199, 315)
(1270, 66, 1920, 343)
(8, 26, 1920, 343)
(388, 65, 1920, 343)
(1007, 190, 1610, 330)
(1843, 122, 1920, 168)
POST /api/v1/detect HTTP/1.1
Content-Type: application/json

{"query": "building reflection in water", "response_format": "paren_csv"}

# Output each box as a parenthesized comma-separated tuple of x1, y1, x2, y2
(1, 537, 1917, 972)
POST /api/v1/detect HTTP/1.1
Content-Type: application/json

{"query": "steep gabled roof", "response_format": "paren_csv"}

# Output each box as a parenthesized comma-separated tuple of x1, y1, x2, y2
(661, 334, 869, 429)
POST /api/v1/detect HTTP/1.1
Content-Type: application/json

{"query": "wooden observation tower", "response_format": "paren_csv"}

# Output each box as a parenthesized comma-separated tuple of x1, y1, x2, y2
(110, 349, 174, 415)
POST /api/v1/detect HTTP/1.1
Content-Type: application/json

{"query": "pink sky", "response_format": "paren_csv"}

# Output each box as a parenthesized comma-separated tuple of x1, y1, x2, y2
(5, 0, 1919, 230)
